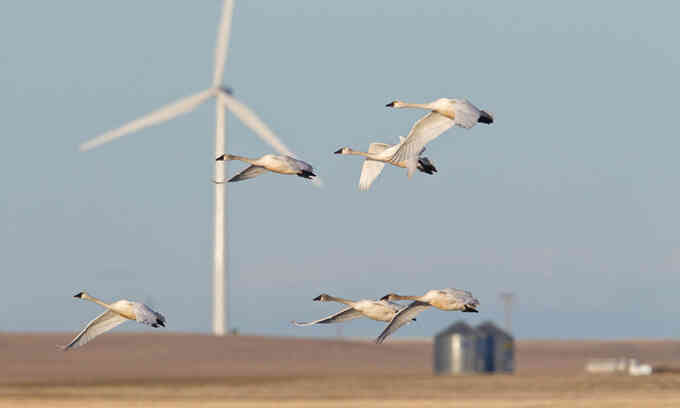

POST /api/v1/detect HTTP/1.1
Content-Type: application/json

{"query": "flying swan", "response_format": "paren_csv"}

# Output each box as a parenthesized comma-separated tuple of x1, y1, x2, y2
(375, 288, 479, 344)
(334, 139, 437, 190)
(385, 98, 494, 176)
(292, 293, 416, 326)
(60, 291, 166, 350)
(214, 154, 316, 183)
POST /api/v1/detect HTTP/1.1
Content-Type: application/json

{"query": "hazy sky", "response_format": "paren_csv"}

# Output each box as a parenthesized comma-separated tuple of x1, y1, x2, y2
(2, 1, 680, 339)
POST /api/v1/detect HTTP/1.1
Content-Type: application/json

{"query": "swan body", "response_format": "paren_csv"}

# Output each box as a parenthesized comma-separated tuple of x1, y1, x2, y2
(385, 99, 493, 176)
(292, 293, 416, 326)
(61, 291, 166, 350)
(215, 154, 316, 183)
(375, 288, 479, 344)
(334, 140, 437, 190)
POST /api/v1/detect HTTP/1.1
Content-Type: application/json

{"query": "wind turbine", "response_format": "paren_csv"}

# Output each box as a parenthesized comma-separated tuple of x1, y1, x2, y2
(79, 0, 305, 335)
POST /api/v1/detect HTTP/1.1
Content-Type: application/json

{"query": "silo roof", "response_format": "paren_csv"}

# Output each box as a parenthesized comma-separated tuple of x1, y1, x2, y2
(435, 321, 478, 338)
(476, 321, 513, 339)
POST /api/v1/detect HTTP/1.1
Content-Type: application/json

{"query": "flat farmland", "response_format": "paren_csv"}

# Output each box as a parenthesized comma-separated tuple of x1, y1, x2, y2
(2, 333, 680, 407)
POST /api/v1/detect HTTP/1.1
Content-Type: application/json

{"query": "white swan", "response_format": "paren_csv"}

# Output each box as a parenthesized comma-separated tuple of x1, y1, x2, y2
(292, 293, 416, 326)
(60, 291, 166, 350)
(214, 154, 316, 183)
(334, 139, 437, 191)
(375, 288, 479, 344)
(385, 98, 493, 175)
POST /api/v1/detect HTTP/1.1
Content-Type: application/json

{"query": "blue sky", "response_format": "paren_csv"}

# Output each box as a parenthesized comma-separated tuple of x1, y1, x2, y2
(2, 1, 680, 339)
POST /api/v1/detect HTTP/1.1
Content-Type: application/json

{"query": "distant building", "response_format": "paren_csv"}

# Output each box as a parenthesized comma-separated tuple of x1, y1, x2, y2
(476, 321, 514, 373)
(433, 321, 514, 375)
(433, 321, 479, 374)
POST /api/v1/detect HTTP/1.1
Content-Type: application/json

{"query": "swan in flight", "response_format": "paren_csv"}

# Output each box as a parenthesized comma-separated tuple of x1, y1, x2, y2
(386, 98, 494, 126)
(214, 154, 316, 183)
(375, 288, 479, 344)
(60, 291, 166, 350)
(385, 98, 494, 176)
(334, 139, 437, 191)
(292, 293, 416, 326)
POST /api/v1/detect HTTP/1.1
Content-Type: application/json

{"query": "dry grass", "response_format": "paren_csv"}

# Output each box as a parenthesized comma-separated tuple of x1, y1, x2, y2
(2, 333, 680, 407)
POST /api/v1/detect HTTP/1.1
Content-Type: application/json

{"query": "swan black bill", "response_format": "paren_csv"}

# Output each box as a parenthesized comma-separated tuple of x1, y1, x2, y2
(73, 292, 84, 298)
(313, 295, 322, 301)
(385, 101, 396, 107)
(334, 148, 343, 154)
(216, 154, 226, 161)
(478, 110, 494, 124)
(463, 305, 479, 313)
(380, 295, 390, 301)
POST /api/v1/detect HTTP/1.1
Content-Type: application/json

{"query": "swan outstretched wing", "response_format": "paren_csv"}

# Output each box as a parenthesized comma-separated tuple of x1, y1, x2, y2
(389, 113, 454, 171)
(60, 310, 128, 350)
(375, 301, 431, 344)
(134, 303, 166, 328)
(292, 307, 363, 326)
(226, 165, 268, 182)
(359, 160, 386, 191)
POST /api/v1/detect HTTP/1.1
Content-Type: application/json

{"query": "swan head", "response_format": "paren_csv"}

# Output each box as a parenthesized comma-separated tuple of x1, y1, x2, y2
(385, 100, 405, 108)
(334, 147, 352, 155)
(73, 291, 88, 299)
(380, 293, 398, 301)
(313, 294, 331, 302)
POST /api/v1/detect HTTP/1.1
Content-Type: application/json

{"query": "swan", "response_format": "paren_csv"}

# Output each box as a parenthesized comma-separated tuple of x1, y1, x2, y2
(334, 139, 437, 191)
(60, 291, 166, 350)
(214, 154, 316, 183)
(386, 98, 494, 125)
(292, 293, 416, 326)
(385, 98, 493, 175)
(375, 288, 479, 344)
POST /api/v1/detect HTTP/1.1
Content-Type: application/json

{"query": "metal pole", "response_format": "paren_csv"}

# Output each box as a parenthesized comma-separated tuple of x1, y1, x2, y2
(213, 92, 227, 335)
(499, 292, 515, 333)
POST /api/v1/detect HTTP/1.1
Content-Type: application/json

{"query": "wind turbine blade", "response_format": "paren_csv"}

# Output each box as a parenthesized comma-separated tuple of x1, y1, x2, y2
(213, 0, 235, 87)
(79, 89, 216, 152)
(219, 90, 323, 188)
(219, 91, 295, 157)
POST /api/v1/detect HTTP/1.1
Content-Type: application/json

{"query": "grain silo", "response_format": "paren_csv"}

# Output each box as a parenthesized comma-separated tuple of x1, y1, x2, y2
(476, 321, 514, 373)
(433, 321, 479, 375)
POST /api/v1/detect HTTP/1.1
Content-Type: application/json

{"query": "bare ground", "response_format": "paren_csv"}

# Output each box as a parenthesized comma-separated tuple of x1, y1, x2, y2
(2, 333, 680, 407)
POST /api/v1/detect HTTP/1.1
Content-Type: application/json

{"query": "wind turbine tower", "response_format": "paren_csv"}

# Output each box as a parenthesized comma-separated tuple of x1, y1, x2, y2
(499, 292, 515, 333)
(79, 0, 302, 335)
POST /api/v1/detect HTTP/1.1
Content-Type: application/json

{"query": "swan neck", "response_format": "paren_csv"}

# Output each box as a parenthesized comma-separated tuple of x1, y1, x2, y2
(394, 294, 420, 301)
(83, 294, 113, 310)
(326, 295, 354, 306)
(398, 102, 432, 110)
(227, 154, 256, 164)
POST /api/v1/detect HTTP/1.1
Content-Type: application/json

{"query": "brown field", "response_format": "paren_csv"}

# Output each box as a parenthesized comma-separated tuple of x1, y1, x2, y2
(2, 333, 680, 407)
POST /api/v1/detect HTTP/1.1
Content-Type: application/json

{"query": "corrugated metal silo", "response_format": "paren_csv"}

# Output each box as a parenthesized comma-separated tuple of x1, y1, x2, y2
(476, 321, 514, 373)
(433, 321, 479, 375)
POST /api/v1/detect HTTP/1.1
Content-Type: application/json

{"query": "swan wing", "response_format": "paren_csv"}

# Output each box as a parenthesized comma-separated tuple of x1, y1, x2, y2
(358, 159, 386, 191)
(134, 303, 166, 327)
(227, 165, 268, 182)
(452, 99, 482, 129)
(445, 288, 480, 308)
(60, 310, 128, 350)
(389, 112, 454, 168)
(375, 301, 431, 344)
(284, 156, 314, 173)
(292, 307, 363, 326)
